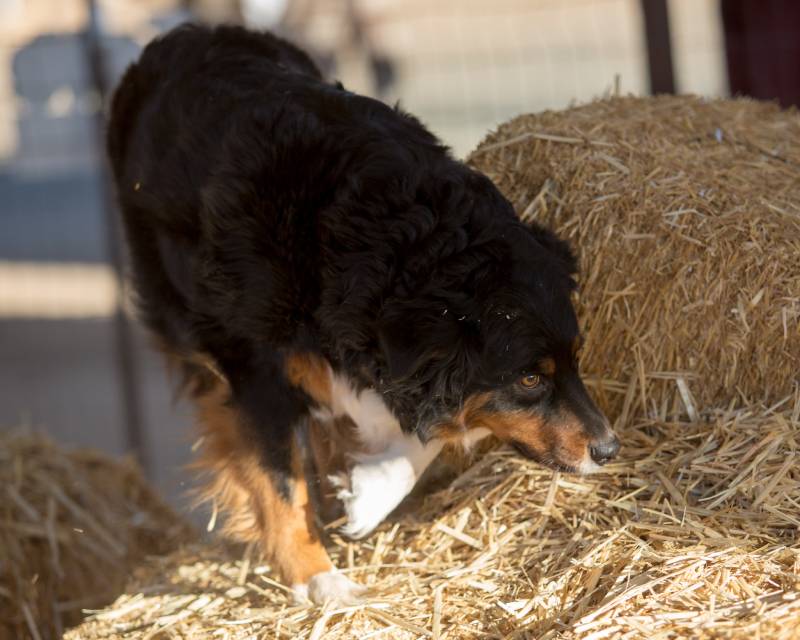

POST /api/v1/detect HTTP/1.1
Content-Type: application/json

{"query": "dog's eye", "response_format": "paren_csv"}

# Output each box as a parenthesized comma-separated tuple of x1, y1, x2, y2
(519, 374, 541, 389)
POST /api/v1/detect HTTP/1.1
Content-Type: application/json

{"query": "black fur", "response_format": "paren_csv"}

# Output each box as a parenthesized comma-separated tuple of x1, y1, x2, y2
(108, 24, 606, 475)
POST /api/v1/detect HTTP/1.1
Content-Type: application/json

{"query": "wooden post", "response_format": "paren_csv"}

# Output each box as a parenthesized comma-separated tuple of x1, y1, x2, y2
(640, 0, 676, 94)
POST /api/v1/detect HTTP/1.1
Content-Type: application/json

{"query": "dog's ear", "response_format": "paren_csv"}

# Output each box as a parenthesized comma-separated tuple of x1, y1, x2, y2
(377, 302, 459, 381)
(377, 313, 423, 380)
(526, 222, 578, 276)
(378, 309, 436, 380)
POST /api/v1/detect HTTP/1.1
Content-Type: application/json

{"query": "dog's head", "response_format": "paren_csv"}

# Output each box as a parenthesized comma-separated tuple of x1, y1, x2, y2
(376, 197, 618, 473)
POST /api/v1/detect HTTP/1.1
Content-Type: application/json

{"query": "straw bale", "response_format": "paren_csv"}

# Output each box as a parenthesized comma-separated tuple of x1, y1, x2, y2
(469, 95, 800, 420)
(67, 399, 800, 639)
(0, 431, 196, 639)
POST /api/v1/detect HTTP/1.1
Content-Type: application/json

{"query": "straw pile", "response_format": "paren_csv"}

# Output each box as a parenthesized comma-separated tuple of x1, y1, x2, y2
(0, 430, 195, 640)
(67, 401, 800, 639)
(470, 95, 800, 421)
(66, 96, 799, 639)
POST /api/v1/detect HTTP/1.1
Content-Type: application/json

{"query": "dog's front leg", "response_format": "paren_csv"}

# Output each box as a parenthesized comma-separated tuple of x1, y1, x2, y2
(332, 433, 443, 539)
(195, 355, 366, 606)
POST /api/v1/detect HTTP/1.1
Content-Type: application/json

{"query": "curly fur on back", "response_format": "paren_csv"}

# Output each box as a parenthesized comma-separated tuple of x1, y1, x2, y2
(109, 24, 578, 441)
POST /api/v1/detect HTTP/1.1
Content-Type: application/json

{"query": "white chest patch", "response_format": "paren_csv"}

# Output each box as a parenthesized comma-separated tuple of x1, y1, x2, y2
(323, 371, 492, 538)
(324, 372, 433, 537)
(327, 372, 405, 453)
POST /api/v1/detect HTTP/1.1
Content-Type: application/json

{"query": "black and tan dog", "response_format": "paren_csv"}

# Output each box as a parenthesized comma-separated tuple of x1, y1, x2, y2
(107, 24, 619, 604)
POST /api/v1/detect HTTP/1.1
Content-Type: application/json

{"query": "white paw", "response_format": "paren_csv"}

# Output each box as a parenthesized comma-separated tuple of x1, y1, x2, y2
(331, 451, 417, 540)
(293, 570, 366, 606)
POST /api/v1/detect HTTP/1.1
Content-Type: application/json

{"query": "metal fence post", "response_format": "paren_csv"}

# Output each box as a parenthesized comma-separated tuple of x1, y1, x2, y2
(641, 0, 676, 94)
(83, 0, 149, 474)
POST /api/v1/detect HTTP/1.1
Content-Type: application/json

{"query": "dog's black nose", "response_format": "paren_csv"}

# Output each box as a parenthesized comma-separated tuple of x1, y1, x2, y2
(589, 437, 620, 465)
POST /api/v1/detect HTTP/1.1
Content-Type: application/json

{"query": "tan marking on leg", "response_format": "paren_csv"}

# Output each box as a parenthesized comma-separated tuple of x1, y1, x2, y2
(192, 379, 333, 586)
(284, 352, 333, 407)
(153, 341, 224, 397)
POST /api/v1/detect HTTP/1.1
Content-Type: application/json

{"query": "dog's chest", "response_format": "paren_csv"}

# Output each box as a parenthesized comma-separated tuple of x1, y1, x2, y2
(320, 373, 403, 454)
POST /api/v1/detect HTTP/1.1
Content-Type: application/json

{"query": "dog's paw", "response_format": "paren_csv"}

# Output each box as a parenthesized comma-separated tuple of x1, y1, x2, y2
(293, 570, 366, 606)
(331, 452, 417, 540)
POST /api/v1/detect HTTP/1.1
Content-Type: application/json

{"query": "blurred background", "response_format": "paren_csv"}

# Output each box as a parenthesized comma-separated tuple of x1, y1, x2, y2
(0, 0, 797, 515)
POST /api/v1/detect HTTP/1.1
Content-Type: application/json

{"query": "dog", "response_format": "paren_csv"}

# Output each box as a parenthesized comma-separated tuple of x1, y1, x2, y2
(107, 24, 619, 605)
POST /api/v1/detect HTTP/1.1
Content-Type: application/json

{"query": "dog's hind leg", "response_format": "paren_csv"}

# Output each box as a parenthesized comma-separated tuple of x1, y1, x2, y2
(192, 366, 364, 605)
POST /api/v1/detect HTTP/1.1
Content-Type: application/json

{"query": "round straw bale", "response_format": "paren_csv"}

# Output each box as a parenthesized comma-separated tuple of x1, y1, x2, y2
(469, 96, 800, 420)
(0, 431, 196, 639)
